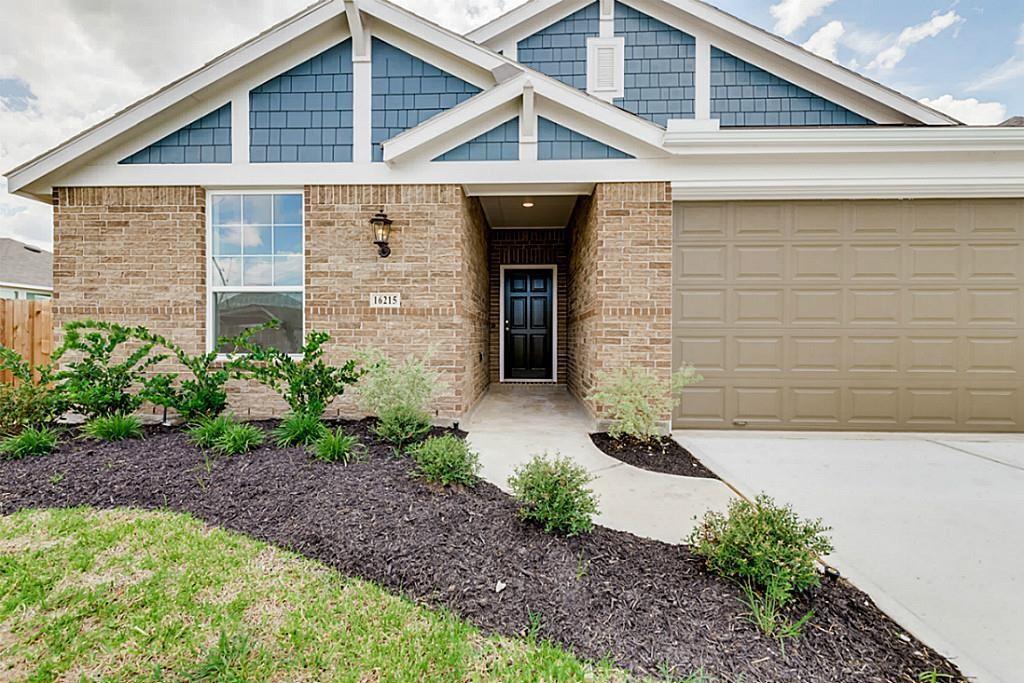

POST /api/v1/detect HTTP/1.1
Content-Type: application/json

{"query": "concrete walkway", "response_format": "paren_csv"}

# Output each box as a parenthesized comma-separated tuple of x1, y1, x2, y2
(676, 430, 1024, 683)
(465, 386, 735, 544)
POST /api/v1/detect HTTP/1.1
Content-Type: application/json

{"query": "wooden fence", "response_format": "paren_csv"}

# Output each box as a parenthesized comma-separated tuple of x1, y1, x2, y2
(0, 300, 53, 383)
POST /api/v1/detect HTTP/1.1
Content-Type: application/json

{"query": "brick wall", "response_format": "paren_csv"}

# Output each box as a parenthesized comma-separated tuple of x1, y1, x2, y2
(460, 192, 491, 414)
(567, 182, 673, 420)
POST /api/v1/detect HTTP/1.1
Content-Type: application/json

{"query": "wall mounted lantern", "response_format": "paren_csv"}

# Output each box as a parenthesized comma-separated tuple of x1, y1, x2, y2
(370, 211, 393, 258)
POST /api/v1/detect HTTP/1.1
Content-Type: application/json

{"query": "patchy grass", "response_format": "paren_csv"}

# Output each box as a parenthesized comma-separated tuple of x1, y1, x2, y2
(0, 507, 647, 682)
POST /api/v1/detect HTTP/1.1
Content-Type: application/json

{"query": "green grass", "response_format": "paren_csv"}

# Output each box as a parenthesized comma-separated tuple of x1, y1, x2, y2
(0, 507, 659, 682)
(0, 426, 59, 459)
(212, 422, 265, 456)
(82, 414, 143, 441)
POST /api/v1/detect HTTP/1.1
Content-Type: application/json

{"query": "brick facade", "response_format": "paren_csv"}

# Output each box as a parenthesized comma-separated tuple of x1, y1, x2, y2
(567, 182, 673, 421)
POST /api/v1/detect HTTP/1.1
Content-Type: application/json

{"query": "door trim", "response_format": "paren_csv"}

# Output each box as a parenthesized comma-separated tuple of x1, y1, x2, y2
(499, 264, 557, 383)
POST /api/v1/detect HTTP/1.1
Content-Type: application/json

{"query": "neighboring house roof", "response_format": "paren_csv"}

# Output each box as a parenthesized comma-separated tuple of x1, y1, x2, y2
(0, 238, 53, 290)
(1000, 116, 1024, 127)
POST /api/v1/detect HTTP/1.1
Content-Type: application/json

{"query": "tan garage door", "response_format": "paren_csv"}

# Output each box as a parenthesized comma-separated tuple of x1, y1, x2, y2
(672, 199, 1024, 432)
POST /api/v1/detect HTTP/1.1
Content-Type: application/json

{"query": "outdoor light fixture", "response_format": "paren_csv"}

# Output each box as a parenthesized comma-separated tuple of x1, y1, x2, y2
(522, 201, 535, 208)
(370, 211, 393, 258)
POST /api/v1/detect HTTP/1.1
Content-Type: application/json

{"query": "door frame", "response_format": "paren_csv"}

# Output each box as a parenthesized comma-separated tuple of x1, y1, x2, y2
(499, 264, 558, 383)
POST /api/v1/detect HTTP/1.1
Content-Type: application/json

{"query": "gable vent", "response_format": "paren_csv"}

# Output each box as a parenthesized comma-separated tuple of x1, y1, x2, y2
(596, 46, 616, 89)
(586, 37, 624, 101)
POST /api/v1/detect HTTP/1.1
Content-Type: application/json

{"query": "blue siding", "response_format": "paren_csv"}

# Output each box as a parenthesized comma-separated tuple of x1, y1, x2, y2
(434, 118, 519, 161)
(710, 48, 873, 126)
(249, 40, 353, 163)
(537, 117, 632, 160)
(120, 104, 231, 164)
(517, 2, 599, 90)
(615, 3, 695, 126)
(372, 39, 480, 162)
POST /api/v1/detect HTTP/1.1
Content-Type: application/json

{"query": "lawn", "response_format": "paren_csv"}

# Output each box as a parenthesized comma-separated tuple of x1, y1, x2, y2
(0, 507, 646, 682)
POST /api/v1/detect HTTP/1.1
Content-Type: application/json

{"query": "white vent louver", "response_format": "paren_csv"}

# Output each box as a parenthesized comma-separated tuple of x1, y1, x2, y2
(586, 37, 624, 101)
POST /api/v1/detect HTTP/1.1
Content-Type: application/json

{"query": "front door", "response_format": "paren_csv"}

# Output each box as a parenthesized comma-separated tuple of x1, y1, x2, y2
(504, 269, 553, 380)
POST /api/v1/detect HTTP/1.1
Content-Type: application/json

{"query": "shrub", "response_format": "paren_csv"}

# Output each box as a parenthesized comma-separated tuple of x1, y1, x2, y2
(212, 422, 265, 456)
(0, 426, 59, 459)
(0, 346, 66, 436)
(82, 414, 143, 442)
(273, 412, 328, 448)
(310, 428, 364, 464)
(688, 495, 833, 607)
(508, 454, 599, 536)
(354, 349, 443, 418)
(409, 434, 480, 487)
(375, 404, 432, 452)
(188, 415, 235, 450)
(588, 364, 704, 442)
(227, 325, 361, 418)
(135, 330, 233, 422)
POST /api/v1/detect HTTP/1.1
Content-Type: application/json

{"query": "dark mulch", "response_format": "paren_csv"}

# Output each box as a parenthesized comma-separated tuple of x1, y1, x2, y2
(0, 420, 964, 682)
(591, 432, 719, 479)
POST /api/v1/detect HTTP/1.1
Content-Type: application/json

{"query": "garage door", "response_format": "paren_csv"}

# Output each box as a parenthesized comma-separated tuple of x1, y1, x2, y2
(673, 199, 1024, 432)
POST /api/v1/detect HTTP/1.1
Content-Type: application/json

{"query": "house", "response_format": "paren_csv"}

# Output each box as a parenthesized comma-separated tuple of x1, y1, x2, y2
(0, 238, 53, 300)
(5, 0, 1024, 432)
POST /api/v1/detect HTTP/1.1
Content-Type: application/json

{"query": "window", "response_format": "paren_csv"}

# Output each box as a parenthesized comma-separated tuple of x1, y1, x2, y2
(208, 191, 304, 354)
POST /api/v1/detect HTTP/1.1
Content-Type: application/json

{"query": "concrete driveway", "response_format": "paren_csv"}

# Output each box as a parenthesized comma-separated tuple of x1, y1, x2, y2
(675, 430, 1024, 683)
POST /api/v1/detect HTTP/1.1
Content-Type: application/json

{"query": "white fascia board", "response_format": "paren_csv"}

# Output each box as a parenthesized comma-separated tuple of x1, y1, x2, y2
(467, 0, 591, 45)
(5, 0, 346, 196)
(0, 282, 53, 292)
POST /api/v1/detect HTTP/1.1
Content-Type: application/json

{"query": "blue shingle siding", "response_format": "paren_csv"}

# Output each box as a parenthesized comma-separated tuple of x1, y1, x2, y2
(517, 2, 599, 90)
(434, 118, 519, 161)
(537, 117, 632, 160)
(249, 40, 354, 163)
(372, 39, 481, 162)
(615, 3, 696, 126)
(710, 48, 873, 126)
(120, 104, 231, 164)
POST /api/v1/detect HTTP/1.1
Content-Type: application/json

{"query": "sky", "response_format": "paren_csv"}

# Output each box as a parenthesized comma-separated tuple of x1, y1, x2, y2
(1, 0, 1022, 251)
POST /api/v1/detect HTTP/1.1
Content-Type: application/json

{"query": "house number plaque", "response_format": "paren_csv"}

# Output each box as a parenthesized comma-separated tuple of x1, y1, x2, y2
(370, 292, 401, 309)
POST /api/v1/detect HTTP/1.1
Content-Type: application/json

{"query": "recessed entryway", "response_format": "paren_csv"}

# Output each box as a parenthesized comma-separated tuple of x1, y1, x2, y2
(501, 266, 556, 381)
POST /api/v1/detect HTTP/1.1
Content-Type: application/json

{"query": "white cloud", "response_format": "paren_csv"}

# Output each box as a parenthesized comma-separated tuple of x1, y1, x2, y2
(867, 11, 963, 71)
(919, 95, 1007, 125)
(769, 0, 837, 37)
(969, 23, 1024, 92)
(803, 20, 845, 62)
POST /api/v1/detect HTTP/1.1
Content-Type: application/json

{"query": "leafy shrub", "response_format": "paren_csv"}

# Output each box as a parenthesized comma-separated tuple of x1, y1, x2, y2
(188, 415, 235, 449)
(0, 346, 66, 436)
(227, 325, 361, 418)
(508, 454, 599, 536)
(135, 330, 233, 422)
(688, 495, 833, 607)
(273, 412, 328, 448)
(588, 364, 703, 442)
(310, 428, 363, 464)
(0, 426, 59, 459)
(355, 349, 443, 418)
(374, 404, 432, 452)
(409, 434, 480, 487)
(82, 414, 143, 441)
(212, 422, 265, 456)
(54, 320, 167, 419)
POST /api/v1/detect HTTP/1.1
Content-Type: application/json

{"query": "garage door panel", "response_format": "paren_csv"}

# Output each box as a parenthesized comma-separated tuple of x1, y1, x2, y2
(674, 199, 1024, 432)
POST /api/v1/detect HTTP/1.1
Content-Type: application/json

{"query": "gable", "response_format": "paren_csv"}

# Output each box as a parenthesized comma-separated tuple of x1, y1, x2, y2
(538, 117, 632, 159)
(517, 2, 599, 90)
(120, 103, 232, 165)
(434, 118, 519, 161)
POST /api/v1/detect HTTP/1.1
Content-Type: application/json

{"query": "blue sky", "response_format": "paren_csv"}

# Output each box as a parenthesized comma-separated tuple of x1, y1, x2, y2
(1, 0, 1022, 249)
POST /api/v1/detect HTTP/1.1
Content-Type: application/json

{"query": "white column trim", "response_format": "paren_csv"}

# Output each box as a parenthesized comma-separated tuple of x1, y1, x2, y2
(352, 33, 373, 163)
(599, 0, 614, 38)
(520, 81, 537, 161)
(230, 86, 250, 165)
(695, 35, 711, 120)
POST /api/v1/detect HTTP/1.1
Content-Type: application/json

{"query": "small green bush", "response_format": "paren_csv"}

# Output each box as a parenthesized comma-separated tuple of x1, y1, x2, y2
(409, 434, 480, 487)
(188, 415, 235, 449)
(273, 412, 328, 448)
(212, 423, 265, 456)
(310, 428, 363, 464)
(0, 346, 66, 435)
(82, 414, 143, 442)
(508, 454, 599, 536)
(135, 329, 234, 422)
(0, 426, 59, 459)
(587, 364, 703, 442)
(688, 494, 833, 606)
(374, 405, 432, 452)
(355, 349, 443, 418)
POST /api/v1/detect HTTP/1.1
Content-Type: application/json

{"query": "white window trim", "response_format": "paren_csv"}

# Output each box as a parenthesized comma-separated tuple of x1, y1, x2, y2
(586, 36, 625, 102)
(205, 188, 306, 356)
(498, 264, 558, 383)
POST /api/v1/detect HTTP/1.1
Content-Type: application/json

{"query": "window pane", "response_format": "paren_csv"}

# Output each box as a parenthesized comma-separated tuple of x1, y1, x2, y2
(214, 226, 242, 256)
(211, 257, 242, 286)
(215, 292, 303, 354)
(243, 226, 272, 255)
(274, 256, 302, 286)
(242, 256, 274, 286)
(274, 194, 302, 225)
(243, 195, 272, 225)
(212, 195, 241, 225)
(273, 226, 302, 255)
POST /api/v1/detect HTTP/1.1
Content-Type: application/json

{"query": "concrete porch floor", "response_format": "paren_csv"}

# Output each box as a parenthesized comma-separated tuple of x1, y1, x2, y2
(464, 385, 735, 543)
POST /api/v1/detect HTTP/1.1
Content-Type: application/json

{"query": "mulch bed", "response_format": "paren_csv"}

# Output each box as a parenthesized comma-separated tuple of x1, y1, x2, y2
(591, 432, 719, 479)
(0, 420, 964, 682)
